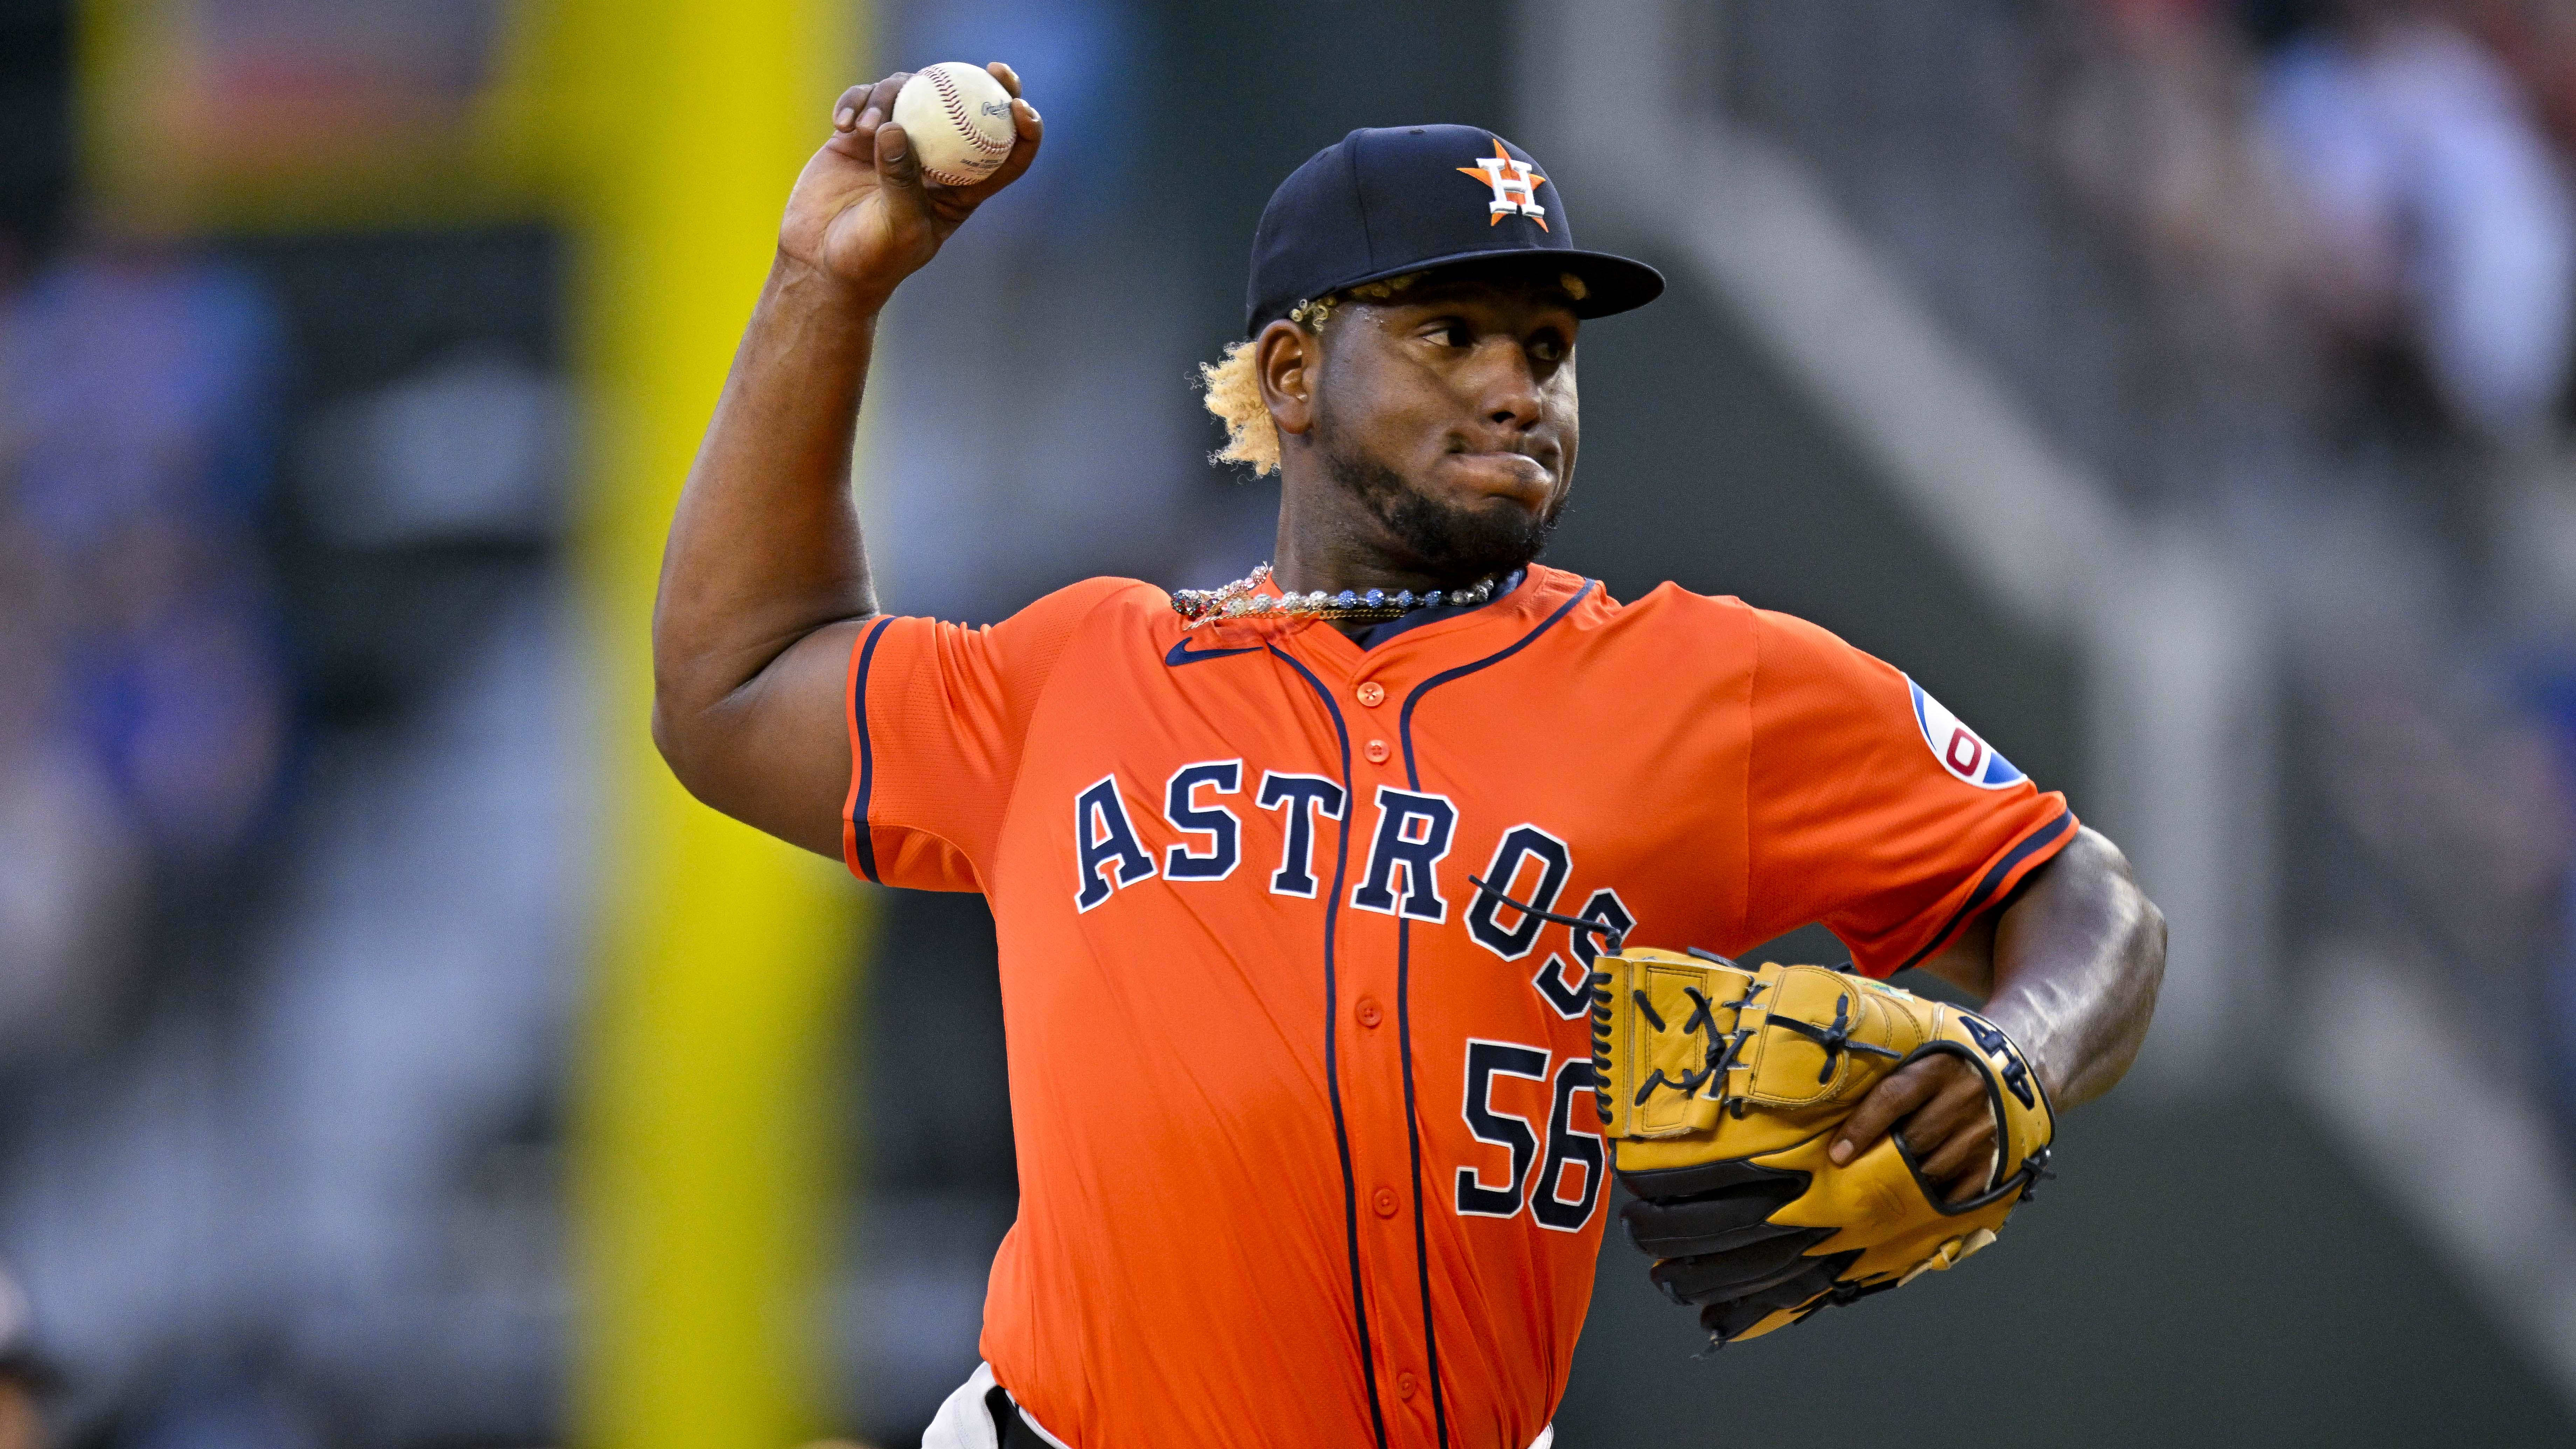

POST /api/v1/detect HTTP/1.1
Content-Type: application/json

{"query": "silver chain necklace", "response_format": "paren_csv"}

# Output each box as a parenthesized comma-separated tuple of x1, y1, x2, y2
(1170, 564, 1503, 629)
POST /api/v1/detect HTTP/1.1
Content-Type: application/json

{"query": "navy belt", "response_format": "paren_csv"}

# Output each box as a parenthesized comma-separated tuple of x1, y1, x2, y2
(985, 1385, 1056, 1448)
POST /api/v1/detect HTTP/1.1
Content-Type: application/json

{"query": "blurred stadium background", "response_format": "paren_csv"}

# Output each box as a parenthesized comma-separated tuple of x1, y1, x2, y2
(4, 0, 2576, 1444)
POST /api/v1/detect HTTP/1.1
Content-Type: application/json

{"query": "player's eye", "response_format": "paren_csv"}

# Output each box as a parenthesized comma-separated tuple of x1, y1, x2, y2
(1422, 319, 1473, 349)
(1529, 334, 1567, 364)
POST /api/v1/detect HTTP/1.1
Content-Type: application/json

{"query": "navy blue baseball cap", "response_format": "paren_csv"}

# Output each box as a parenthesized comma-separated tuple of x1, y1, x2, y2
(1244, 124, 1664, 335)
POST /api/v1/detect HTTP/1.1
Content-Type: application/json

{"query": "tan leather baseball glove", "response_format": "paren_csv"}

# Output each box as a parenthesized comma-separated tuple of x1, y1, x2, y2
(1589, 947, 2054, 1348)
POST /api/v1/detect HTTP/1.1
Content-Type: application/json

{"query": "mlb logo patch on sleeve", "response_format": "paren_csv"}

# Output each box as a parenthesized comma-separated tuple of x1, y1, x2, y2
(1907, 677, 2026, 789)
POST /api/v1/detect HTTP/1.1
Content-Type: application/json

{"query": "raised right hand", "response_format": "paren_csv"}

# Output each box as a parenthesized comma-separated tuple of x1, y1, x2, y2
(778, 64, 1043, 305)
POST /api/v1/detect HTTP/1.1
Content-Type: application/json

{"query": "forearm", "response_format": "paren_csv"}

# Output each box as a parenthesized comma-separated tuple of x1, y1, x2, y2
(652, 255, 881, 759)
(639, 67, 1037, 855)
(1980, 827, 2166, 1109)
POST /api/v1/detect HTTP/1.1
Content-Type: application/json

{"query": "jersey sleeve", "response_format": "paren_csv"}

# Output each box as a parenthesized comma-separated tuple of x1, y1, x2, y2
(1738, 607, 2076, 977)
(842, 577, 1141, 892)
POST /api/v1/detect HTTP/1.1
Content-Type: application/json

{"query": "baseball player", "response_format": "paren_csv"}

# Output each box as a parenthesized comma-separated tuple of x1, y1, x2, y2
(652, 65, 2166, 1449)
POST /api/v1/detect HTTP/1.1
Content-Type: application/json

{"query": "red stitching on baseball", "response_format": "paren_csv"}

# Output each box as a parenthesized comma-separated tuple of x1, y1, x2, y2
(929, 68, 1011, 157)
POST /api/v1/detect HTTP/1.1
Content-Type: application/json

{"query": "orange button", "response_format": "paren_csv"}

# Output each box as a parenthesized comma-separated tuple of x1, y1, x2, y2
(1356, 681, 1386, 707)
(1373, 1186, 1399, 1217)
(1363, 739, 1390, 764)
(1356, 997, 1384, 1029)
(1397, 1372, 1418, 1400)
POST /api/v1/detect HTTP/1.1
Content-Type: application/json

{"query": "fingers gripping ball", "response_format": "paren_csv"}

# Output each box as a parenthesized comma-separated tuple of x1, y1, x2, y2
(893, 62, 1017, 186)
(1589, 949, 2055, 1348)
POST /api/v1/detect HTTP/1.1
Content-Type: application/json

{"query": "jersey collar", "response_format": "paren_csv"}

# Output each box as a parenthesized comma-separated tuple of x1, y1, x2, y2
(1344, 568, 1527, 650)
(1276, 564, 1584, 674)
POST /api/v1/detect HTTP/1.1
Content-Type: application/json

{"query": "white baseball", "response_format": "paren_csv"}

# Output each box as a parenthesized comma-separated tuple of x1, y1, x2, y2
(892, 62, 1016, 187)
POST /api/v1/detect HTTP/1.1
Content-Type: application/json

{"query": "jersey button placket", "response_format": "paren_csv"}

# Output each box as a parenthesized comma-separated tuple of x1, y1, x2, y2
(1346, 671, 1422, 1437)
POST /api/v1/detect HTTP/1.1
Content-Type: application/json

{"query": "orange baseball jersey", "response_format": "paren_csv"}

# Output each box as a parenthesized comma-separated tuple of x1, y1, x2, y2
(841, 564, 2073, 1449)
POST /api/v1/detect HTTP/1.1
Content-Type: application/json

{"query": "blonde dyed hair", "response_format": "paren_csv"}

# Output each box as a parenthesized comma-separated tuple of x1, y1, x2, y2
(1194, 270, 1590, 476)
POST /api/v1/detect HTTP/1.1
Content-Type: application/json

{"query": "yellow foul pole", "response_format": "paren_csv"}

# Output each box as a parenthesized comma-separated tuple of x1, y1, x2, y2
(75, 0, 875, 1440)
(548, 2, 868, 1446)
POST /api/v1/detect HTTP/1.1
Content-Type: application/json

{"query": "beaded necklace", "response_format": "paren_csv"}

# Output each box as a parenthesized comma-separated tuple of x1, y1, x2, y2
(1170, 564, 1504, 629)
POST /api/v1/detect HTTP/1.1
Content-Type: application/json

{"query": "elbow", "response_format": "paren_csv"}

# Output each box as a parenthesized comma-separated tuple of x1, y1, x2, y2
(2077, 826, 2170, 981)
(649, 694, 690, 783)
(650, 612, 753, 807)
(2033, 827, 2169, 1106)
(649, 673, 728, 810)
(2131, 891, 2169, 1030)
(2109, 836, 2169, 1009)
(2111, 892, 2168, 1052)
(649, 618, 693, 781)
(2085, 882, 2168, 1102)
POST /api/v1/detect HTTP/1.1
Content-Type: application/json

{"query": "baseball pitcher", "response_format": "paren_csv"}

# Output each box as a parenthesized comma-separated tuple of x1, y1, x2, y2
(651, 64, 2168, 1449)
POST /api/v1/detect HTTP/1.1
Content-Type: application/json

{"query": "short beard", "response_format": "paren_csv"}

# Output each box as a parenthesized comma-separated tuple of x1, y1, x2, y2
(1314, 409, 1562, 586)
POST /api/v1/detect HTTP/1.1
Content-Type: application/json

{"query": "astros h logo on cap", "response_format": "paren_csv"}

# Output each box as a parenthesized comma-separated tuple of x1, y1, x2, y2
(1242, 123, 1665, 335)
(1458, 140, 1548, 229)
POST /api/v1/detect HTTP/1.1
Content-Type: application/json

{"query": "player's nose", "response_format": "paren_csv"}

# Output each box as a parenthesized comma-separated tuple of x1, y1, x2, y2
(1467, 338, 1544, 432)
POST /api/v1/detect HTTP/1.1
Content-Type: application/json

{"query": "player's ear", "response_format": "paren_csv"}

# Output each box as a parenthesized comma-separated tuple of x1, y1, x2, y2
(1255, 319, 1318, 440)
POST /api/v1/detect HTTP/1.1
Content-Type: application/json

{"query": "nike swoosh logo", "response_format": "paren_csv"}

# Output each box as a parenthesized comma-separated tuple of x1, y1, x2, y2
(1166, 637, 1263, 667)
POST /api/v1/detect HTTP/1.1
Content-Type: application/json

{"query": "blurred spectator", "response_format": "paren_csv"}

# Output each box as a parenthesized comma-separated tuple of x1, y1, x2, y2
(2258, 0, 2576, 444)
(2451, 0, 2576, 161)
(0, 522, 139, 1064)
(0, 243, 288, 890)
(2048, 0, 2315, 347)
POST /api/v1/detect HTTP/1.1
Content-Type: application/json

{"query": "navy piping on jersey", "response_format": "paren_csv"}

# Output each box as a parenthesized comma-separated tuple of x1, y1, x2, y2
(848, 615, 896, 884)
(1390, 908, 1450, 1449)
(1391, 575, 1595, 1443)
(1165, 637, 1263, 667)
(1394, 580, 1598, 760)
(1267, 643, 1393, 1449)
(1892, 807, 2076, 973)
